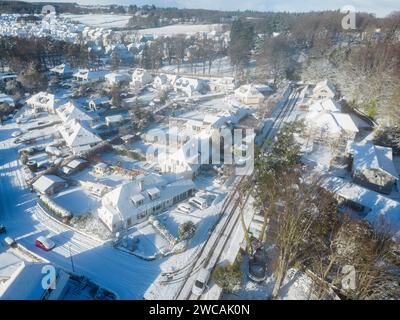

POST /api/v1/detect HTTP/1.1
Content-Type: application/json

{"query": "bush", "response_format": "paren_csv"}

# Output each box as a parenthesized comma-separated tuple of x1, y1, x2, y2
(212, 263, 242, 293)
(178, 221, 196, 240)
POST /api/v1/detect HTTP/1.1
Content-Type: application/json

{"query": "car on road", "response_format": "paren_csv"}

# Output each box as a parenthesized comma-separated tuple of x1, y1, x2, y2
(192, 267, 211, 296)
(35, 236, 56, 251)
(0, 224, 6, 234)
(177, 203, 194, 214)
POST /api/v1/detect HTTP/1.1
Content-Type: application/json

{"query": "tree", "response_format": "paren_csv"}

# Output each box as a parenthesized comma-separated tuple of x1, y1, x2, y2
(110, 85, 122, 107)
(178, 221, 196, 240)
(228, 19, 254, 72)
(212, 262, 241, 293)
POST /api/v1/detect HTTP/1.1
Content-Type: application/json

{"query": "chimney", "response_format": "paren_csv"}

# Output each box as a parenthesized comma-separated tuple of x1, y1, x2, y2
(139, 179, 144, 191)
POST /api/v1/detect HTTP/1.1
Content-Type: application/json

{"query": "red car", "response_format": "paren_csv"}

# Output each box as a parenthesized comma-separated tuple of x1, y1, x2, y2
(35, 236, 56, 251)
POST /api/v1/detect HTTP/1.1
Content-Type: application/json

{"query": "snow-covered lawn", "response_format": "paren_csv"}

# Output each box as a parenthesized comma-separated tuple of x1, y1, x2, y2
(52, 186, 101, 216)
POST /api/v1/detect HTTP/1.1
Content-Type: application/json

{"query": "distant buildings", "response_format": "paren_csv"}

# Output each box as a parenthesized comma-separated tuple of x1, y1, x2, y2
(73, 69, 106, 83)
(130, 68, 152, 88)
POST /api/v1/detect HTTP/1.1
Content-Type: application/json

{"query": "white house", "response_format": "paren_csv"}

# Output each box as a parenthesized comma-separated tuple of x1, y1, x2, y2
(26, 92, 56, 113)
(50, 63, 74, 78)
(173, 77, 208, 97)
(305, 111, 359, 142)
(209, 77, 238, 93)
(56, 101, 92, 124)
(32, 175, 66, 195)
(313, 79, 336, 99)
(130, 68, 152, 88)
(234, 84, 265, 105)
(104, 72, 131, 86)
(58, 119, 102, 154)
(73, 69, 106, 83)
(98, 174, 195, 231)
(346, 142, 399, 194)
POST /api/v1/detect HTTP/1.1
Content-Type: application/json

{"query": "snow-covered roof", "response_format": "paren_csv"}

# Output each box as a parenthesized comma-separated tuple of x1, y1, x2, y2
(50, 63, 73, 75)
(305, 111, 358, 134)
(314, 79, 336, 96)
(322, 176, 400, 240)
(59, 119, 102, 148)
(104, 72, 130, 83)
(309, 98, 341, 113)
(101, 174, 195, 223)
(32, 175, 65, 194)
(26, 92, 55, 110)
(0, 252, 46, 300)
(346, 142, 399, 179)
(66, 158, 87, 169)
(56, 101, 92, 123)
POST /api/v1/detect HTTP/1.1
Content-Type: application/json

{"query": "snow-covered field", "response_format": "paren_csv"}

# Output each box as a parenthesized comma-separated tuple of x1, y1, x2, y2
(137, 24, 224, 36)
(62, 14, 132, 28)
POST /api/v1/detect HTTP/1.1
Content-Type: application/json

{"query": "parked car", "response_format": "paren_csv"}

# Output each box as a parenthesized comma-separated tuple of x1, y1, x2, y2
(0, 224, 6, 234)
(177, 203, 193, 214)
(192, 268, 211, 296)
(4, 237, 16, 248)
(189, 197, 208, 210)
(35, 236, 55, 251)
(11, 130, 22, 137)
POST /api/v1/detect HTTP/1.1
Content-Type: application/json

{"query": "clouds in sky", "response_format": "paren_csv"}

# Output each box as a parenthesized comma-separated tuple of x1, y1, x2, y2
(28, 0, 399, 17)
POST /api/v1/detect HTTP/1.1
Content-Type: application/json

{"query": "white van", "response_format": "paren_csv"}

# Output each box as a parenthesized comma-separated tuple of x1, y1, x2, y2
(192, 268, 211, 296)
(189, 197, 208, 210)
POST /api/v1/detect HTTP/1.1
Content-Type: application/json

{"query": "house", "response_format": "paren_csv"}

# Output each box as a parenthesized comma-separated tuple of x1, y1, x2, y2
(313, 79, 336, 99)
(56, 101, 92, 124)
(98, 174, 195, 231)
(58, 119, 102, 155)
(208, 77, 238, 93)
(346, 142, 399, 194)
(308, 98, 341, 113)
(173, 77, 208, 97)
(32, 175, 66, 195)
(321, 176, 400, 241)
(73, 69, 106, 83)
(234, 85, 265, 105)
(153, 74, 169, 89)
(26, 92, 56, 113)
(60, 158, 88, 176)
(93, 162, 109, 175)
(104, 72, 131, 86)
(304, 111, 359, 142)
(105, 114, 125, 127)
(0, 93, 14, 106)
(50, 64, 74, 78)
(130, 68, 152, 88)
(0, 251, 70, 300)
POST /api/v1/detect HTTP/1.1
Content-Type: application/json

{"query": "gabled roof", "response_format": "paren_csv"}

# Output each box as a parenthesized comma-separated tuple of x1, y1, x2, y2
(314, 79, 336, 96)
(32, 175, 65, 193)
(309, 98, 341, 112)
(56, 101, 92, 123)
(306, 111, 358, 134)
(347, 142, 399, 178)
(59, 120, 102, 148)
(26, 92, 55, 109)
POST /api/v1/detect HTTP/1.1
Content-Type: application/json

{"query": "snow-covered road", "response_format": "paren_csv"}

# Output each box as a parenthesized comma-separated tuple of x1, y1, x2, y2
(0, 122, 162, 299)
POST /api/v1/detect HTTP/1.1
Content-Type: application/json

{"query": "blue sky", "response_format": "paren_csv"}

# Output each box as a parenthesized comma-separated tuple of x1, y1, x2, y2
(27, 0, 399, 17)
